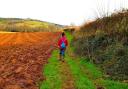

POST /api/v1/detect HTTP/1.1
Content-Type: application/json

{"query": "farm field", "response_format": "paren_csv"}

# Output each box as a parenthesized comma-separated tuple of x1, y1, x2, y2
(0, 32, 128, 89)
(0, 32, 60, 89)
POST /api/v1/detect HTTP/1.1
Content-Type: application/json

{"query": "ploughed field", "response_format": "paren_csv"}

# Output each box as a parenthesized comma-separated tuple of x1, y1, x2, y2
(0, 32, 60, 89)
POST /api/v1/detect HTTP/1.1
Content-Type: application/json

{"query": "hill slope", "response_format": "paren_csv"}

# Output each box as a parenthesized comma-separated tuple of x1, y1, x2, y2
(0, 18, 63, 32)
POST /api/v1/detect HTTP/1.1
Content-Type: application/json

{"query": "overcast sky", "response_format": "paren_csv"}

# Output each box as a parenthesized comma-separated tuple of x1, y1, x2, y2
(0, 0, 128, 25)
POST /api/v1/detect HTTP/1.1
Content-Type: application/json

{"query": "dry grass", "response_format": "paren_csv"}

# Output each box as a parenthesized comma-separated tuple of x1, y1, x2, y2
(72, 9, 128, 81)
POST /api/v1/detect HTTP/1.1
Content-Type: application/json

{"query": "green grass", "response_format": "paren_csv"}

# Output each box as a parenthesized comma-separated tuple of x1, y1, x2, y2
(102, 80, 128, 89)
(73, 52, 128, 89)
(66, 32, 96, 89)
(66, 56, 96, 89)
(77, 59, 103, 79)
(40, 50, 62, 89)
(65, 31, 73, 42)
(24, 21, 49, 28)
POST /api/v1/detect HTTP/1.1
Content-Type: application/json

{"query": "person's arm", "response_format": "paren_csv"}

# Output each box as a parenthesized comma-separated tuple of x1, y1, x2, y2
(58, 39, 61, 48)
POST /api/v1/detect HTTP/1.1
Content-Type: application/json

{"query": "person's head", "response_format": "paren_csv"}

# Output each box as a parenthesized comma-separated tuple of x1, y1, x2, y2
(62, 32, 65, 37)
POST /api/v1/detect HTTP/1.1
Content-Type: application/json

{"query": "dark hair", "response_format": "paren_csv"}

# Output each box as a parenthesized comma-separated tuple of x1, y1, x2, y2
(62, 32, 65, 37)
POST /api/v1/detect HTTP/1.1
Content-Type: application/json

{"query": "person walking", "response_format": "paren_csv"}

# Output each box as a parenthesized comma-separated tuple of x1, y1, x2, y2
(58, 32, 68, 62)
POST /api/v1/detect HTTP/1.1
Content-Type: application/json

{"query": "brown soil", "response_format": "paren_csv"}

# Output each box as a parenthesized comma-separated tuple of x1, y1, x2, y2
(0, 32, 60, 89)
(59, 61, 75, 89)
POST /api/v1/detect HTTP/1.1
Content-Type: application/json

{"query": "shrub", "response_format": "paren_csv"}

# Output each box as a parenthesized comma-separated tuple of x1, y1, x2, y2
(72, 9, 128, 80)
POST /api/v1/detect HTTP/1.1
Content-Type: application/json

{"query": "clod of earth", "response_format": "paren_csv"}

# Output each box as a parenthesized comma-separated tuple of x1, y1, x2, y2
(0, 32, 61, 89)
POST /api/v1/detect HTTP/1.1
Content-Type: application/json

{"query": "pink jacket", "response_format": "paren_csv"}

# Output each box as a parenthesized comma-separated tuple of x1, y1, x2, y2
(58, 36, 68, 49)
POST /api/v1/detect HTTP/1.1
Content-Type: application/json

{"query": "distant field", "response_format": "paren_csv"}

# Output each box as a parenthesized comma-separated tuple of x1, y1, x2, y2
(0, 18, 61, 32)
(0, 31, 16, 33)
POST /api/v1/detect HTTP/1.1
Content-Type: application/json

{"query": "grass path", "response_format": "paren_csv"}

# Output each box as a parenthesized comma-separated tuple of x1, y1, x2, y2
(40, 50, 62, 89)
(39, 50, 75, 89)
(40, 32, 128, 89)
(59, 60, 75, 89)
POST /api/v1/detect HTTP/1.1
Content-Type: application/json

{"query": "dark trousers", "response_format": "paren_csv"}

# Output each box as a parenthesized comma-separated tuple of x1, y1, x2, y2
(60, 48, 66, 56)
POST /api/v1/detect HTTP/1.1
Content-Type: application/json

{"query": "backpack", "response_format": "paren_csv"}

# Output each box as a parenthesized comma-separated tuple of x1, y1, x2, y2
(61, 39, 66, 49)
